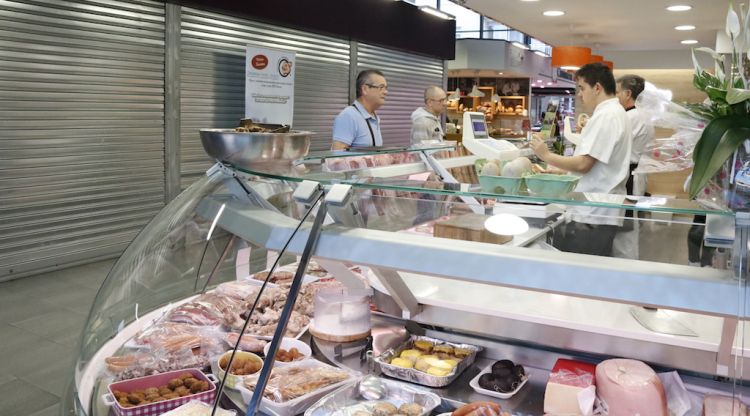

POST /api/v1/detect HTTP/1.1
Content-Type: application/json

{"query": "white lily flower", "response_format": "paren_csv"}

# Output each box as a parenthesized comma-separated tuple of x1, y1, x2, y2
(727, 2, 741, 39)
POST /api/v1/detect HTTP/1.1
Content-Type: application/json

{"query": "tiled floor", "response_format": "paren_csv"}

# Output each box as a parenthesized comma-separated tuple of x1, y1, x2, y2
(0, 217, 696, 416)
(0, 259, 117, 416)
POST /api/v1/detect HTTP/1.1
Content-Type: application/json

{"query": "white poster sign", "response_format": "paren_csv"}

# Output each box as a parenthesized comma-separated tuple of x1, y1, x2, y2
(245, 45, 296, 125)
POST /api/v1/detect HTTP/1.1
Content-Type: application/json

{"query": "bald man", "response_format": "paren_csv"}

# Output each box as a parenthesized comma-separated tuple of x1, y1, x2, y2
(410, 86, 447, 145)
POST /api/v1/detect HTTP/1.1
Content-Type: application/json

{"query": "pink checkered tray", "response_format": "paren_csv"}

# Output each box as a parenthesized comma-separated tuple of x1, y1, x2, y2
(102, 368, 218, 416)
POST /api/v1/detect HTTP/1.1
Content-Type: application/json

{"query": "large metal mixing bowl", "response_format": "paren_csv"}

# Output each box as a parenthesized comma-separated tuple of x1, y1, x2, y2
(200, 129, 312, 168)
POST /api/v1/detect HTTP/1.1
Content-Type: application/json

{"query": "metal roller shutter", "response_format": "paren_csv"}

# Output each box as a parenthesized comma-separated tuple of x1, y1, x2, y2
(357, 43, 445, 147)
(0, 0, 166, 281)
(179, 7, 351, 187)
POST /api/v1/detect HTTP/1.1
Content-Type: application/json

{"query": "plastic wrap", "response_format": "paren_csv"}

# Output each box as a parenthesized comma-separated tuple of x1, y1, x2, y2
(305, 377, 441, 416)
(375, 335, 481, 387)
(238, 360, 356, 416)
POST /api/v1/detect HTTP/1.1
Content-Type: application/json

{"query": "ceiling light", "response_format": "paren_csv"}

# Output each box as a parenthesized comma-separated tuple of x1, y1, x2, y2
(447, 88, 461, 101)
(589, 54, 604, 63)
(675, 25, 696, 30)
(497, 72, 504, 75)
(560, 66, 579, 70)
(681, 39, 698, 44)
(512, 41, 529, 50)
(419, 6, 454, 20)
(543, 10, 565, 17)
(666, 5, 692, 11)
(537, 79, 544, 83)
(520, 0, 539, 2)
(468, 85, 485, 97)
(547, 82, 553, 85)
(534, 50, 550, 57)
(551, 46, 592, 70)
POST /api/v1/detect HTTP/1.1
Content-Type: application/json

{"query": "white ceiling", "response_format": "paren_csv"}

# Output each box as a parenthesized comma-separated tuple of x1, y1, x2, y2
(463, 0, 727, 51)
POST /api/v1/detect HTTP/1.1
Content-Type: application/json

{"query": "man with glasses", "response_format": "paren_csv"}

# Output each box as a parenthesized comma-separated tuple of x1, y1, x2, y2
(332, 69, 388, 150)
(410, 86, 447, 145)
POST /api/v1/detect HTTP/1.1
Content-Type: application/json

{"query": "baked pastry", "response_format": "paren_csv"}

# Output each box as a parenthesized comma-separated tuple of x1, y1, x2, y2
(426, 366, 451, 377)
(398, 402, 423, 416)
(453, 348, 471, 359)
(372, 401, 398, 416)
(413, 340, 433, 353)
(399, 349, 422, 362)
(390, 357, 413, 369)
(433, 345, 453, 355)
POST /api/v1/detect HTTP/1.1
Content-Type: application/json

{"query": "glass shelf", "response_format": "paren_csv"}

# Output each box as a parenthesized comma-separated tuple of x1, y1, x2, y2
(226, 159, 733, 217)
(298, 143, 455, 162)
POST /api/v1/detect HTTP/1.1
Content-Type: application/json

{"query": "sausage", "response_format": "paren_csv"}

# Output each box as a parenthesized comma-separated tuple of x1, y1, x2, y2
(452, 401, 502, 416)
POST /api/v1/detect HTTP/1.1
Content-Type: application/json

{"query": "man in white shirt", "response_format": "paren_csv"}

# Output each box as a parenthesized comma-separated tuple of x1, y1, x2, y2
(612, 74, 656, 259)
(332, 69, 387, 150)
(531, 63, 632, 256)
(410, 86, 447, 145)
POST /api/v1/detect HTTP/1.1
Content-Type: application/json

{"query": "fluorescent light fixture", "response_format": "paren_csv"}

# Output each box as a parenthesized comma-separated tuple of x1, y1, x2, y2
(666, 5, 692, 11)
(536, 79, 544, 83)
(512, 41, 529, 50)
(484, 213, 529, 236)
(419, 6, 454, 20)
(680, 39, 698, 44)
(498, 72, 504, 75)
(534, 50, 550, 57)
(675, 25, 696, 30)
(543, 10, 565, 17)
(521, 0, 539, 2)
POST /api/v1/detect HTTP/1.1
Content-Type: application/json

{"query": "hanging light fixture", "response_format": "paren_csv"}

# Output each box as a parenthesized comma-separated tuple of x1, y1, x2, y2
(602, 60, 614, 70)
(491, 93, 501, 102)
(447, 88, 461, 101)
(551, 46, 592, 71)
(468, 85, 485, 97)
(589, 54, 604, 63)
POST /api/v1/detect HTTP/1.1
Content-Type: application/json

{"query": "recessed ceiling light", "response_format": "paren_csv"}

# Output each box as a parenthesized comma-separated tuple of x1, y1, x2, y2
(536, 79, 544, 83)
(498, 72, 504, 75)
(681, 39, 698, 44)
(543, 10, 565, 16)
(512, 41, 530, 50)
(666, 5, 692, 12)
(675, 25, 696, 31)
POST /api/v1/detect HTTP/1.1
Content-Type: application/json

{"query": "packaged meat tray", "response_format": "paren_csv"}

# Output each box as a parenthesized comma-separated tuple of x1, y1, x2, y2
(102, 368, 217, 416)
(236, 359, 357, 416)
(374, 335, 481, 387)
(305, 376, 441, 416)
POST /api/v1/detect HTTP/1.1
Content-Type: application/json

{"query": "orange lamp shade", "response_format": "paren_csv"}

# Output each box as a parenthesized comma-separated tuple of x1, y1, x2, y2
(551, 46, 592, 70)
(602, 60, 614, 70)
(589, 54, 604, 63)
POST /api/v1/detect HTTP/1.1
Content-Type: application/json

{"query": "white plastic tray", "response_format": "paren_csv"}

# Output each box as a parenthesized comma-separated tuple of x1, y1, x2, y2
(468, 361, 529, 399)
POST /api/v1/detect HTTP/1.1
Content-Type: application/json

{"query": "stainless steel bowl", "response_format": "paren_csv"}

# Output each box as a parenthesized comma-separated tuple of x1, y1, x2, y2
(200, 128, 312, 168)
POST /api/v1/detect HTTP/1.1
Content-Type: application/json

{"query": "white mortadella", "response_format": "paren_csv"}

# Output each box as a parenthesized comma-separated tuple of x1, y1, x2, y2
(595, 359, 668, 416)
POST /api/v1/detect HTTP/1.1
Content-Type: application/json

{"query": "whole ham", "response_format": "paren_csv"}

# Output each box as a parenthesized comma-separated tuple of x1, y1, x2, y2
(595, 359, 667, 416)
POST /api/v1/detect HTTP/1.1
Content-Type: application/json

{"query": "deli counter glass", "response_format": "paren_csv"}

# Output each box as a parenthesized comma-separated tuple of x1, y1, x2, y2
(67, 143, 750, 416)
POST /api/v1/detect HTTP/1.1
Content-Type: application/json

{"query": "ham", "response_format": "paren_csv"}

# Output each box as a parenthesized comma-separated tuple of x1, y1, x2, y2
(595, 359, 667, 416)
(703, 394, 748, 416)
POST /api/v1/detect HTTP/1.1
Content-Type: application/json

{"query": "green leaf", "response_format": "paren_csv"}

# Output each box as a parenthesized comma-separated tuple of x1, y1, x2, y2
(727, 87, 750, 104)
(705, 86, 728, 103)
(690, 115, 750, 198)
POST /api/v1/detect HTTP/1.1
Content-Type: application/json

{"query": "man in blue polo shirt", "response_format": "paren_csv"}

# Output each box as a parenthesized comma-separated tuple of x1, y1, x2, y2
(331, 69, 387, 150)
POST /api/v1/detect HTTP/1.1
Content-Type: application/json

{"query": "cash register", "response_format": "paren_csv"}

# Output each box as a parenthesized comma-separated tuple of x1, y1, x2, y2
(461, 112, 533, 161)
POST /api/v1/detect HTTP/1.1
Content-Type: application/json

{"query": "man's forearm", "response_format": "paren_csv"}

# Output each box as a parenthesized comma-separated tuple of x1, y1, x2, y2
(332, 140, 350, 150)
(538, 153, 594, 174)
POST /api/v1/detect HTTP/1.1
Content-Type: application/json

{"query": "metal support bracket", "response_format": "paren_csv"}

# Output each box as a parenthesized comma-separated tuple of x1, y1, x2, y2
(420, 150, 484, 215)
(369, 267, 420, 319)
(716, 317, 738, 376)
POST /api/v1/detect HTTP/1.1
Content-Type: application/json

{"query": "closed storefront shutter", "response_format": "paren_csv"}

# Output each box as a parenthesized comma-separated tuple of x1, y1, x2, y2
(0, 0, 166, 281)
(179, 7, 350, 188)
(357, 43, 445, 147)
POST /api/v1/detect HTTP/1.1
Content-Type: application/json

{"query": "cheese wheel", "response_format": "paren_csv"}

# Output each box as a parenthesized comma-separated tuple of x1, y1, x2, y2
(595, 359, 667, 416)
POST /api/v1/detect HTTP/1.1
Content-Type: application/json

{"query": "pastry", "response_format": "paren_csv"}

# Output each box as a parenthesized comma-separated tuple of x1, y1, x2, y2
(398, 403, 423, 416)
(426, 366, 451, 377)
(390, 357, 414, 369)
(433, 345, 453, 355)
(413, 340, 433, 353)
(453, 348, 471, 359)
(372, 401, 398, 416)
(399, 349, 422, 362)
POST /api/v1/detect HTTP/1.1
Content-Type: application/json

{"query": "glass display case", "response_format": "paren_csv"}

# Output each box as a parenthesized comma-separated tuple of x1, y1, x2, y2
(67, 142, 750, 416)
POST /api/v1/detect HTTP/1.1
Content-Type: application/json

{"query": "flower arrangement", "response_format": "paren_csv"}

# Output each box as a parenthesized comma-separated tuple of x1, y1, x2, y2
(687, 1, 750, 200)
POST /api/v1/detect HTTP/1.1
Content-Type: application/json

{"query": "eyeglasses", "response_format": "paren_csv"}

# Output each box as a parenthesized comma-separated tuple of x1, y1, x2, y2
(429, 97, 448, 103)
(366, 83, 388, 91)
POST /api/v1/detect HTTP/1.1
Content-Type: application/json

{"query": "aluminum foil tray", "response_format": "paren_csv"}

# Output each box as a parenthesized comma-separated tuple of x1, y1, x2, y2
(374, 335, 481, 388)
(304, 377, 441, 416)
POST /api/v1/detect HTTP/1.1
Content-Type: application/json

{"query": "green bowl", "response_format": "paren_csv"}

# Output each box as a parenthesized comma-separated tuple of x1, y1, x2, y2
(524, 174, 579, 197)
(478, 175, 524, 195)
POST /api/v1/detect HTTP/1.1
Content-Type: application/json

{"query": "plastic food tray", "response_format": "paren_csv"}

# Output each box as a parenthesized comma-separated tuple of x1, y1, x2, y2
(236, 360, 357, 416)
(469, 362, 529, 400)
(374, 335, 481, 388)
(102, 368, 217, 416)
(305, 377, 441, 416)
